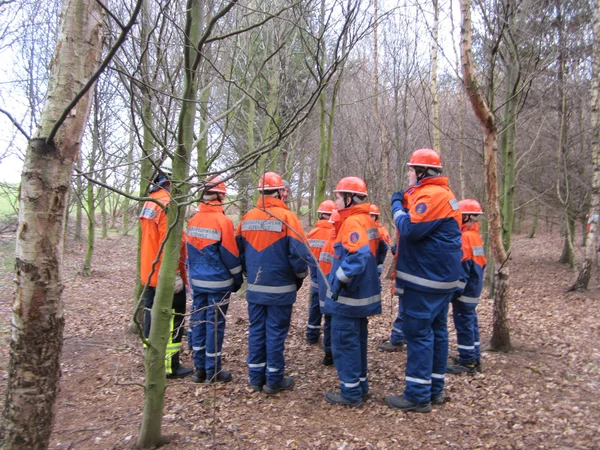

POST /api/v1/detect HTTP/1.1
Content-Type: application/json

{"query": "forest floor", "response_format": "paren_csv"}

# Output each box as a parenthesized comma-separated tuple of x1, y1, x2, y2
(0, 229, 599, 449)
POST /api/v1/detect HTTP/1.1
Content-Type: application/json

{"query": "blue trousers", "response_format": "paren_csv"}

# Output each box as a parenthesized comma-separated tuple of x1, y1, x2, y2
(190, 291, 230, 377)
(402, 288, 452, 404)
(390, 294, 406, 344)
(323, 314, 332, 354)
(306, 287, 322, 342)
(451, 298, 480, 364)
(247, 303, 293, 387)
(331, 315, 369, 402)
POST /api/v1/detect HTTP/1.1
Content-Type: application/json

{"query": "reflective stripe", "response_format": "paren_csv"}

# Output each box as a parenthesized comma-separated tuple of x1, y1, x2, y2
(309, 239, 326, 248)
(247, 283, 296, 294)
(367, 227, 379, 240)
(307, 324, 320, 329)
(140, 207, 157, 220)
(296, 271, 307, 278)
(242, 220, 283, 232)
(343, 381, 360, 388)
(311, 281, 319, 289)
(191, 278, 234, 288)
(335, 293, 381, 307)
(457, 295, 480, 304)
(392, 326, 403, 333)
(377, 264, 383, 270)
(229, 265, 242, 274)
(397, 270, 460, 290)
(474, 341, 480, 346)
(449, 198, 460, 210)
(405, 376, 431, 385)
(206, 352, 222, 357)
(192, 346, 206, 351)
(248, 362, 266, 368)
(320, 252, 334, 263)
(431, 373, 445, 380)
(336, 267, 353, 283)
(457, 281, 466, 289)
(457, 344, 475, 350)
(267, 366, 280, 373)
(473, 246, 485, 256)
(187, 226, 221, 240)
(319, 300, 325, 308)
(359, 377, 367, 382)
(393, 209, 407, 220)
(395, 287, 404, 295)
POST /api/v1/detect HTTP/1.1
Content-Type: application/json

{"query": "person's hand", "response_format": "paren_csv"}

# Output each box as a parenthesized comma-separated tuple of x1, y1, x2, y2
(295, 277, 304, 291)
(174, 274, 184, 293)
(391, 190, 405, 208)
(329, 277, 344, 301)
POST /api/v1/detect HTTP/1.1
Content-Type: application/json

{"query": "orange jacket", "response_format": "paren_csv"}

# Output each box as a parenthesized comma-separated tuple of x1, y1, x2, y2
(307, 219, 334, 288)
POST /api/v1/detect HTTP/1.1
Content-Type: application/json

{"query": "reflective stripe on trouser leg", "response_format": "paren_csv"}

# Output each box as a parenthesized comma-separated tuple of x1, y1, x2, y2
(451, 298, 477, 364)
(431, 296, 451, 398)
(323, 314, 332, 354)
(205, 292, 230, 377)
(306, 288, 322, 342)
(265, 304, 293, 386)
(331, 315, 364, 402)
(247, 303, 268, 386)
(390, 295, 406, 344)
(191, 292, 207, 370)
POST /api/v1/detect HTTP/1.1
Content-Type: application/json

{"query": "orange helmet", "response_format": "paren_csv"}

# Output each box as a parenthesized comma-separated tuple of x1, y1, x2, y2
(370, 204, 381, 215)
(258, 172, 285, 191)
(408, 148, 442, 169)
(317, 200, 336, 214)
(458, 199, 483, 215)
(205, 176, 227, 194)
(329, 209, 341, 224)
(333, 177, 368, 196)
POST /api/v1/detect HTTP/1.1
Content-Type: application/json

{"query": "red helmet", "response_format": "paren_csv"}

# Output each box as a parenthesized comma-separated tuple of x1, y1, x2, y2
(258, 172, 285, 191)
(408, 148, 442, 169)
(317, 200, 336, 214)
(458, 199, 483, 215)
(333, 177, 368, 196)
(205, 176, 227, 194)
(370, 204, 381, 215)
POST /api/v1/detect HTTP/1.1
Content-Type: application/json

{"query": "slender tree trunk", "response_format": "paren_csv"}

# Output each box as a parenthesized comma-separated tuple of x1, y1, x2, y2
(122, 126, 134, 235)
(431, 0, 440, 154)
(75, 155, 83, 240)
(528, 205, 538, 238)
(0, 0, 103, 447)
(82, 96, 98, 277)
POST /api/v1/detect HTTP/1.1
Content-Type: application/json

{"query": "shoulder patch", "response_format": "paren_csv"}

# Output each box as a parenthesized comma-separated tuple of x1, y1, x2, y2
(449, 199, 460, 210)
(415, 203, 427, 214)
(350, 232, 360, 243)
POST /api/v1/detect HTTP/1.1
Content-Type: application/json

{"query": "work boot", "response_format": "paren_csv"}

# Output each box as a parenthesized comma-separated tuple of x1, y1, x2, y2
(475, 359, 483, 373)
(322, 352, 334, 366)
(325, 391, 362, 408)
(306, 338, 319, 345)
(192, 368, 206, 383)
(384, 395, 431, 413)
(263, 376, 295, 395)
(446, 363, 477, 375)
(250, 384, 263, 392)
(377, 341, 405, 352)
(431, 394, 444, 405)
(204, 370, 233, 384)
(167, 366, 194, 379)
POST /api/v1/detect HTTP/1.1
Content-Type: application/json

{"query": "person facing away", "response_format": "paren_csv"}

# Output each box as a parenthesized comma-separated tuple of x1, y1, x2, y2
(139, 160, 193, 379)
(384, 148, 463, 413)
(322, 176, 383, 408)
(447, 198, 487, 375)
(236, 171, 310, 394)
(186, 176, 243, 384)
(306, 200, 336, 347)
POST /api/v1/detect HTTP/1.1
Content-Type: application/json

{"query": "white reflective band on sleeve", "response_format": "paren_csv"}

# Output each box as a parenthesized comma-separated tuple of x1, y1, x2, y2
(336, 267, 353, 283)
(397, 271, 461, 290)
(309, 239, 326, 248)
(307, 324, 320, 329)
(431, 373, 445, 380)
(311, 281, 319, 289)
(267, 366, 280, 373)
(140, 207, 157, 220)
(396, 287, 404, 294)
(359, 377, 367, 382)
(449, 198, 460, 210)
(392, 326, 403, 333)
(457, 344, 475, 350)
(247, 283, 296, 294)
(319, 300, 325, 308)
(248, 362, 266, 368)
(191, 278, 234, 288)
(474, 341, 480, 346)
(205, 352, 222, 357)
(393, 209, 407, 220)
(457, 281, 466, 289)
(187, 226, 221, 240)
(242, 219, 283, 232)
(458, 295, 480, 304)
(473, 246, 485, 256)
(320, 252, 334, 263)
(336, 293, 381, 307)
(367, 227, 379, 240)
(229, 265, 242, 274)
(296, 271, 307, 278)
(405, 376, 431, 385)
(343, 381, 361, 388)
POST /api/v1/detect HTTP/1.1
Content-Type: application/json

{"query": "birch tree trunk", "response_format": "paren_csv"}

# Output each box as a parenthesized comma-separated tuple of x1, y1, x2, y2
(431, 0, 440, 154)
(0, 0, 103, 447)
(460, 0, 511, 351)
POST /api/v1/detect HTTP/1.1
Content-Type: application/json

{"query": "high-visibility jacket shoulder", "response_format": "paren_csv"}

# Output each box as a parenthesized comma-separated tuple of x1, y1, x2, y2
(236, 196, 310, 305)
(139, 188, 187, 287)
(186, 201, 243, 293)
(457, 221, 487, 304)
(307, 220, 334, 288)
(323, 203, 382, 318)
(393, 177, 463, 293)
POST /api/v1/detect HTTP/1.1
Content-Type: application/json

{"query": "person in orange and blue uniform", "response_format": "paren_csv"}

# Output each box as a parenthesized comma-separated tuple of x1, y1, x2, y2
(186, 177, 243, 384)
(236, 172, 310, 395)
(323, 177, 383, 408)
(384, 149, 462, 413)
(306, 200, 336, 346)
(447, 199, 487, 375)
(139, 162, 193, 379)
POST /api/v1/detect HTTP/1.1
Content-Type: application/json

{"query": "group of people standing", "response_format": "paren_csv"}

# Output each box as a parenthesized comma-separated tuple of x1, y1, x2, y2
(139, 148, 486, 413)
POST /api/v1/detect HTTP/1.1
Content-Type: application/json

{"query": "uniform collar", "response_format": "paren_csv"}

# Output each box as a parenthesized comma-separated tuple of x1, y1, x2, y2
(316, 219, 334, 229)
(257, 196, 289, 210)
(198, 200, 224, 213)
(415, 176, 449, 188)
(338, 203, 371, 219)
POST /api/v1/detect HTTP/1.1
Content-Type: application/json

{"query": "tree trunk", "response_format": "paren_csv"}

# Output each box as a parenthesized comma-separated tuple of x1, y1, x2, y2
(74, 155, 83, 240)
(460, 0, 511, 352)
(528, 205, 538, 238)
(431, 0, 440, 154)
(0, 0, 103, 447)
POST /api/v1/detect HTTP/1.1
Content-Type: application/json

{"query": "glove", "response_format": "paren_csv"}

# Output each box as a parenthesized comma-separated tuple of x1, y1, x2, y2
(174, 274, 184, 294)
(377, 265, 383, 277)
(391, 190, 405, 208)
(295, 277, 304, 291)
(390, 244, 397, 256)
(329, 277, 344, 302)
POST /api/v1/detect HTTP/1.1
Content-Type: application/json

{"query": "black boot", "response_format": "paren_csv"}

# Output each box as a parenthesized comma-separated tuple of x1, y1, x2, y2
(205, 370, 233, 384)
(325, 391, 362, 408)
(192, 368, 206, 383)
(264, 376, 295, 395)
(384, 395, 431, 413)
(322, 352, 334, 366)
(446, 362, 477, 375)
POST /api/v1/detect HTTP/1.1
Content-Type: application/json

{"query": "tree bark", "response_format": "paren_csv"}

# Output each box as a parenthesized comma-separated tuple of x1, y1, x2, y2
(0, 0, 103, 447)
